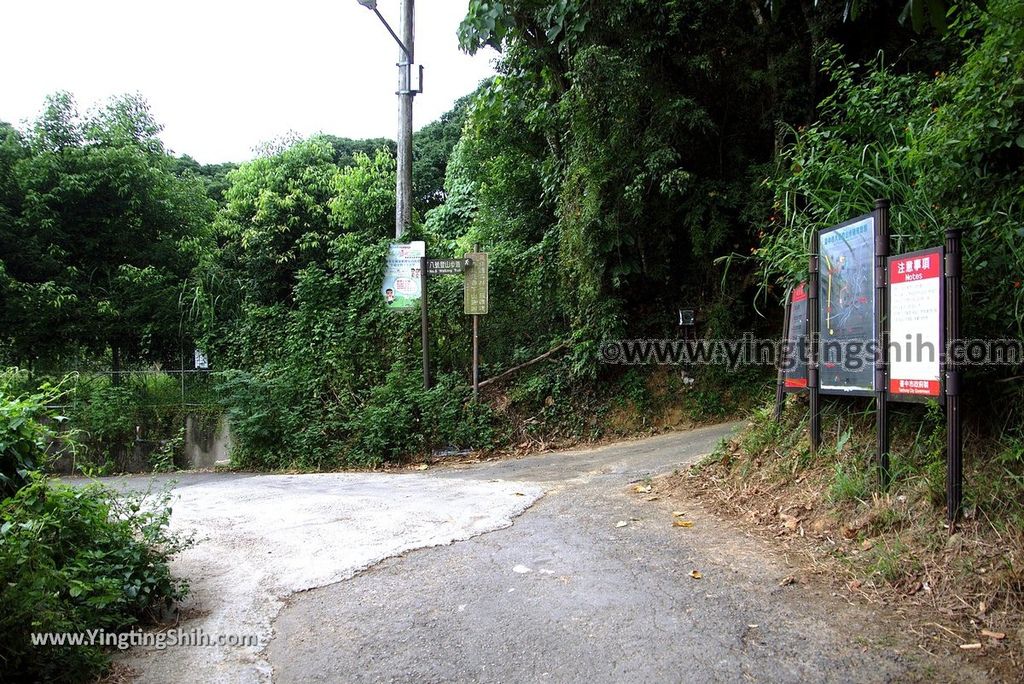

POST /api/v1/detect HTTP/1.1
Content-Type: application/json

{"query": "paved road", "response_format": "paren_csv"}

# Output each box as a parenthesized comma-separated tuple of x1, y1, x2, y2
(268, 422, 973, 683)
(107, 470, 544, 682)
(98, 422, 977, 683)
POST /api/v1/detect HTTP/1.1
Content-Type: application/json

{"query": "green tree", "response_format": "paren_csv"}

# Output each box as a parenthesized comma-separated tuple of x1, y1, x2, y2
(412, 90, 478, 212)
(0, 93, 214, 373)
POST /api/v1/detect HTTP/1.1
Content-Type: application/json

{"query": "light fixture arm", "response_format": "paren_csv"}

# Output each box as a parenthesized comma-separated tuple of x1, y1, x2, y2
(369, 7, 412, 61)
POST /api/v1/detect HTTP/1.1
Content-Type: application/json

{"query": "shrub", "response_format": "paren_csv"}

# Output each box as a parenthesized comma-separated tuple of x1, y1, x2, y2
(1, 370, 66, 498)
(0, 372, 191, 681)
(344, 367, 495, 466)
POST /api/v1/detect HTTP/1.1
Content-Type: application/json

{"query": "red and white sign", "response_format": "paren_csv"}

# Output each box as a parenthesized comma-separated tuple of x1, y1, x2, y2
(791, 283, 807, 303)
(783, 283, 808, 390)
(888, 247, 943, 399)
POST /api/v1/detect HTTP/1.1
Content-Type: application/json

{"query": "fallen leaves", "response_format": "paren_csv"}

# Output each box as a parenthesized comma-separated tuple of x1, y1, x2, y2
(689, 570, 702, 580)
(672, 520, 694, 528)
(634, 483, 653, 494)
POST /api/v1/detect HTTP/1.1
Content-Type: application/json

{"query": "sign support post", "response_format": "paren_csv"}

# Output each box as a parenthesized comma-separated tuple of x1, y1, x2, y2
(808, 234, 821, 457)
(472, 313, 480, 400)
(944, 227, 963, 526)
(471, 243, 481, 401)
(420, 254, 430, 390)
(874, 198, 891, 488)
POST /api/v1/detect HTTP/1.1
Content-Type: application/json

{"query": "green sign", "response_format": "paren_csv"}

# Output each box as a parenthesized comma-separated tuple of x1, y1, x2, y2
(464, 252, 488, 315)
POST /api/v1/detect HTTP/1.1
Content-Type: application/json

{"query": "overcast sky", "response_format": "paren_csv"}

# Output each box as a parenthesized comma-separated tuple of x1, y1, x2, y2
(0, 0, 496, 163)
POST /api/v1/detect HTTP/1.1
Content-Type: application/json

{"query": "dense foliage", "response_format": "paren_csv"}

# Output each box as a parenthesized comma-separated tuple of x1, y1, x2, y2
(453, 0, 956, 372)
(0, 94, 214, 373)
(0, 377, 190, 681)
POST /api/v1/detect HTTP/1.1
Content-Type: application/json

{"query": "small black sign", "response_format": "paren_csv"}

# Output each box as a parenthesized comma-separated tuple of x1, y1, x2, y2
(427, 258, 470, 276)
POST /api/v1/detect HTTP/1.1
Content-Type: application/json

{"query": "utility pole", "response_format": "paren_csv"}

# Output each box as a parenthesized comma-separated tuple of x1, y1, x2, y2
(396, 0, 414, 238)
(355, 0, 418, 238)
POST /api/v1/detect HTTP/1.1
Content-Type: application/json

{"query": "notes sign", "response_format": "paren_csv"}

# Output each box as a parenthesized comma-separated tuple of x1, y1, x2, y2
(464, 252, 489, 315)
(888, 246, 944, 401)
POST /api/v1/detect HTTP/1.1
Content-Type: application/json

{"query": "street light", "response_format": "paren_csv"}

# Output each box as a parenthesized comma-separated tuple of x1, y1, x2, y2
(356, 0, 419, 239)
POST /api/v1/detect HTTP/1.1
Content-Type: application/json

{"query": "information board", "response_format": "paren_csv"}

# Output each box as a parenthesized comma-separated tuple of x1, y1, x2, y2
(464, 252, 488, 315)
(783, 283, 808, 392)
(818, 214, 876, 395)
(888, 247, 944, 401)
(382, 241, 426, 310)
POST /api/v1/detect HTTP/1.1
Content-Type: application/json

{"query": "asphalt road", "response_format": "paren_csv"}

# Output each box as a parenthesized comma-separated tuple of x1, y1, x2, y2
(95, 421, 980, 683)
(104, 468, 545, 682)
(267, 422, 974, 683)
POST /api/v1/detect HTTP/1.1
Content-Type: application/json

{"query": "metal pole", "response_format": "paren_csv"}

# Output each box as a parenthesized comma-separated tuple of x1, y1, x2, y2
(944, 227, 963, 527)
(420, 254, 430, 390)
(808, 234, 821, 456)
(395, 0, 414, 238)
(472, 243, 480, 401)
(874, 198, 891, 488)
(774, 288, 792, 421)
(472, 314, 479, 401)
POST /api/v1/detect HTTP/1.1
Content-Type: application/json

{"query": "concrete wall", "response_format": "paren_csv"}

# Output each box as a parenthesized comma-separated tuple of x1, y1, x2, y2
(47, 413, 233, 474)
(183, 414, 233, 469)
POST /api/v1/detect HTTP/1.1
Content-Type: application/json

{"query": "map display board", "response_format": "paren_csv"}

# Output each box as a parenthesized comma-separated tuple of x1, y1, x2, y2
(888, 247, 944, 401)
(818, 214, 877, 395)
(783, 283, 808, 392)
(382, 241, 426, 310)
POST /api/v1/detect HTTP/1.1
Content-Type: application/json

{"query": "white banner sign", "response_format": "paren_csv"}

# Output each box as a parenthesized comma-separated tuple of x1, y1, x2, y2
(382, 241, 425, 310)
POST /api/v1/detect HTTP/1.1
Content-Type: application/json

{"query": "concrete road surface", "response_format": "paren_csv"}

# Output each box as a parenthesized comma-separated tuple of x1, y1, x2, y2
(104, 422, 974, 683)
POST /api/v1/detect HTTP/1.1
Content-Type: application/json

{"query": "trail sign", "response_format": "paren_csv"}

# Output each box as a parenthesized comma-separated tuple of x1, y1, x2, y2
(382, 241, 425, 309)
(427, 258, 470, 276)
(888, 246, 944, 401)
(464, 252, 488, 315)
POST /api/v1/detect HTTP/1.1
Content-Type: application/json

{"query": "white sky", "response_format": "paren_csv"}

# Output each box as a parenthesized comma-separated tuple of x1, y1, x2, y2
(0, 0, 496, 163)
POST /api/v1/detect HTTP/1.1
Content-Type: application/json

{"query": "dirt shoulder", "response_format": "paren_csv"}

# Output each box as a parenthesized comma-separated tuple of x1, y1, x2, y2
(644, 411, 1024, 683)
